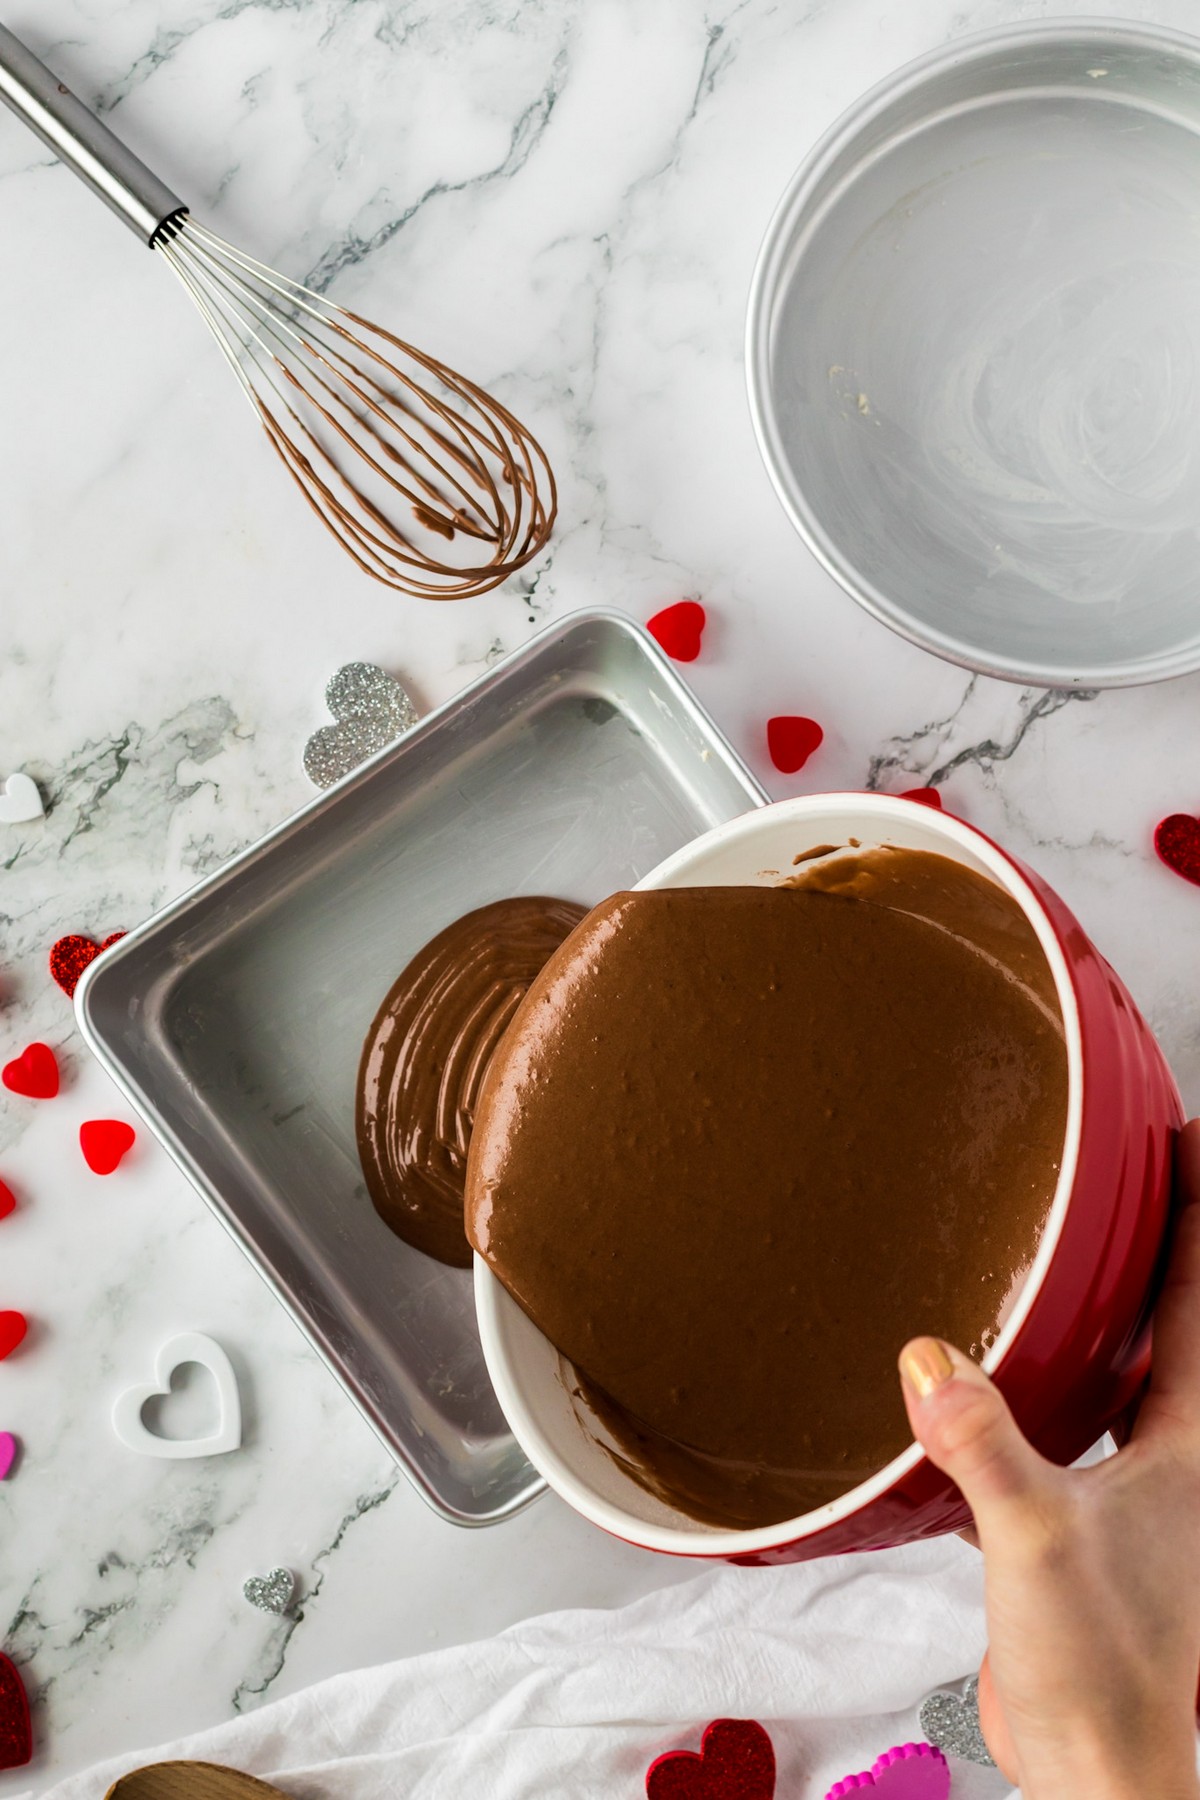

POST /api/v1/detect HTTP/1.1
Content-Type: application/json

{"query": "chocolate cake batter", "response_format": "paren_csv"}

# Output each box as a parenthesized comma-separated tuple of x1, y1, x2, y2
(357, 896, 586, 1266)
(464, 849, 1068, 1529)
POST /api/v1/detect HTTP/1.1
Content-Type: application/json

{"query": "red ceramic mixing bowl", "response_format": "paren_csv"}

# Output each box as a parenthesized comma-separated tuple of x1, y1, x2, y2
(474, 794, 1183, 1563)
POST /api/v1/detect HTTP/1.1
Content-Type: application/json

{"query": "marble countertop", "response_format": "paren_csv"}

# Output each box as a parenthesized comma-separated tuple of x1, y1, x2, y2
(3, 0, 1200, 1786)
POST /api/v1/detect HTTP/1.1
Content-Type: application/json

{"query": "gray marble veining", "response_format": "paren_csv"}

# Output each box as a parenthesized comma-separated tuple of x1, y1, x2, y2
(2, 0, 1200, 1789)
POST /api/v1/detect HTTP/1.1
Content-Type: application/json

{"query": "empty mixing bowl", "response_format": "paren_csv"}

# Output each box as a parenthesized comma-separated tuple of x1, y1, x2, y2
(747, 22, 1200, 686)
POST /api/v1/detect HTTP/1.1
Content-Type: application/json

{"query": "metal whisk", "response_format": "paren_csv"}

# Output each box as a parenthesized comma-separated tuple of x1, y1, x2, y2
(0, 26, 556, 600)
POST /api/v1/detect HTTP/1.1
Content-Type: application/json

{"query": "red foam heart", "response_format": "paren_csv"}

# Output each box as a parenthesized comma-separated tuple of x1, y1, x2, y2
(899, 788, 943, 810)
(0, 1653, 31, 1770)
(49, 932, 126, 1000)
(2, 1043, 59, 1100)
(0, 1314, 27, 1361)
(646, 1719, 776, 1800)
(1155, 813, 1200, 887)
(80, 1120, 136, 1176)
(767, 716, 824, 774)
(0, 1180, 14, 1221)
(647, 601, 706, 663)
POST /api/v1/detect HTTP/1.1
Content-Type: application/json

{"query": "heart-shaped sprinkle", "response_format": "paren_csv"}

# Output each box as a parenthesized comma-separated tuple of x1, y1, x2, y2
(0, 1653, 31, 1770)
(919, 1676, 993, 1766)
(80, 1119, 136, 1175)
(243, 1567, 296, 1616)
(646, 601, 706, 663)
(767, 716, 824, 774)
(0, 1180, 15, 1221)
(2, 1043, 59, 1100)
(0, 1434, 17, 1481)
(49, 932, 126, 999)
(900, 788, 943, 810)
(646, 1718, 776, 1799)
(1155, 813, 1200, 887)
(0, 1314, 27, 1361)
(303, 662, 418, 789)
(0, 772, 43, 826)
(825, 1742, 948, 1799)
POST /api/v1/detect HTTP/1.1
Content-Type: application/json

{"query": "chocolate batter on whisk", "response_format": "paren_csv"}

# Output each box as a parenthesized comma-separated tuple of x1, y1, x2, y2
(464, 849, 1069, 1529)
(0, 25, 556, 600)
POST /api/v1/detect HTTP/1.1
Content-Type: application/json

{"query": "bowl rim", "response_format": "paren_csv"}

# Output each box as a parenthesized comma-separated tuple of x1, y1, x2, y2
(473, 792, 1085, 1556)
(744, 16, 1200, 690)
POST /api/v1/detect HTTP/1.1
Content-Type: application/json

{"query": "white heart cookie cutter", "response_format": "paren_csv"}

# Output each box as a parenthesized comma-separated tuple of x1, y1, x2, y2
(112, 1332, 242, 1459)
(0, 772, 43, 824)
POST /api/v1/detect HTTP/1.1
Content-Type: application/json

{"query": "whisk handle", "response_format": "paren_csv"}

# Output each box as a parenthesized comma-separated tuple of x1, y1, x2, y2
(0, 25, 186, 244)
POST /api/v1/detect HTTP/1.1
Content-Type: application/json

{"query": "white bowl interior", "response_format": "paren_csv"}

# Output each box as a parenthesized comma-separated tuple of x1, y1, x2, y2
(748, 23, 1200, 685)
(474, 795, 1083, 1554)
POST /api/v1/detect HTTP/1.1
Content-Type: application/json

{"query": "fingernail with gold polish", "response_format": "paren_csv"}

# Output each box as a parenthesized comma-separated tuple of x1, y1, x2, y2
(900, 1337, 955, 1399)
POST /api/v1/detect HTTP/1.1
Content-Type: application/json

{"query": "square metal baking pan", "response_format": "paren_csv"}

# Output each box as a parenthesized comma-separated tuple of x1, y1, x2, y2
(77, 610, 767, 1525)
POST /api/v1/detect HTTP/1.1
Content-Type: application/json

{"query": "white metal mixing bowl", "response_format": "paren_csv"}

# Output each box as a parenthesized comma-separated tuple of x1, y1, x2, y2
(747, 21, 1200, 687)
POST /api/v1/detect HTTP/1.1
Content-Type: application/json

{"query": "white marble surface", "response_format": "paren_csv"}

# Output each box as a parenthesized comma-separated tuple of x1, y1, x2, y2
(3, 0, 1200, 1787)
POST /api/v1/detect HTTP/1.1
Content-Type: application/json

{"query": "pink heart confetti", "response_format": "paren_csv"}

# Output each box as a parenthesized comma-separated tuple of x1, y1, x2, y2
(0, 1433, 16, 1481)
(825, 1743, 949, 1799)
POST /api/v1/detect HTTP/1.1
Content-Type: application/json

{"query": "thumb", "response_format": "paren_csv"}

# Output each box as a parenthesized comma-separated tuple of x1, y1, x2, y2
(898, 1337, 1056, 1524)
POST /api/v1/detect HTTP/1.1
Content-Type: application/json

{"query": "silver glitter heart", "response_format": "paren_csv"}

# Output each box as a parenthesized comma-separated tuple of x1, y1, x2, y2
(303, 661, 418, 789)
(242, 1566, 296, 1616)
(919, 1675, 994, 1766)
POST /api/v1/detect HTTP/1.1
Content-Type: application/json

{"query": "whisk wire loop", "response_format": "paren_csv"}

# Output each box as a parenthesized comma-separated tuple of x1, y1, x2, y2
(157, 217, 555, 598)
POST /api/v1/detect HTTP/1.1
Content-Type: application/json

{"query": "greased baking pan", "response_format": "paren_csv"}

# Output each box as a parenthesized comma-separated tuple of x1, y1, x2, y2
(76, 610, 767, 1524)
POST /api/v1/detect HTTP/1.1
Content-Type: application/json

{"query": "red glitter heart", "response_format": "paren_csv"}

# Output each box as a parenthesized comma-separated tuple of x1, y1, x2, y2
(646, 1719, 776, 1800)
(0, 1181, 14, 1221)
(1155, 813, 1200, 887)
(80, 1120, 136, 1176)
(2, 1043, 59, 1100)
(49, 932, 126, 1000)
(0, 1653, 31, 1770)
(0, 1314, 27, 1361)
(647, 601, 706, 663)
(767, 716, 824, 775)
(899, 788, 943, 810)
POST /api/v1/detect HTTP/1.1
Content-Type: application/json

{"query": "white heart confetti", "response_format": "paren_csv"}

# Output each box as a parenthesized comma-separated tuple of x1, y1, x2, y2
(0, 772, 43, 824)
(111, 1332, 242, 1460)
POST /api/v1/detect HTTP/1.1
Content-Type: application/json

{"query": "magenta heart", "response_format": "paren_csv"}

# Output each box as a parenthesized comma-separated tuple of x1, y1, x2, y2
(825, 1743, 949, 1799)
(0, 1433, 15, 1481)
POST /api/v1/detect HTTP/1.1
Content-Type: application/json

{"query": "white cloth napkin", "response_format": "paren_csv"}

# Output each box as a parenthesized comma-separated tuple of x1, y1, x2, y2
(39, 1537, 1014, 1798)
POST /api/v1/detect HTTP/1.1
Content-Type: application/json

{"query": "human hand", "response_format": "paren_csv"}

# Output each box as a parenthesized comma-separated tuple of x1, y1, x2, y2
(898, 1118, 1200, 1800)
